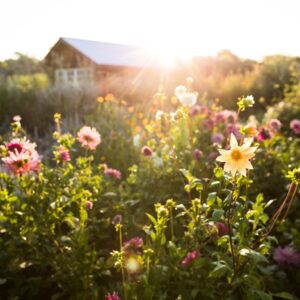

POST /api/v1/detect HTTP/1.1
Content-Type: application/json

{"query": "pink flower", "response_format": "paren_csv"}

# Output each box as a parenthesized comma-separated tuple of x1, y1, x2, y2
(257, 128, 271, 142)
(58, 146, 70, 162)
(211, 133, 224, 145)
(181, 250, 200, 266)
(2, 138, 41, 175)
(268, 119, 282, 132)
(193, 149, 203, 161)
(123, 237, 143, 254)
(86, 200, 93, 210)
(141, 146, 153, 157)
(112, 214, 122, 225)
(273, 246, 300, 266)
(77, 126, 101, 150)
(216, 222, 229, 236)
(105, 292, 121, 300)
(203, 118, 214, 129)
(226, 124, 242, 139)
(290, 119, 300, 134)
(104, 168, 122, 180)
(2, 151, 31, 175)
(217, 110, 237, 123)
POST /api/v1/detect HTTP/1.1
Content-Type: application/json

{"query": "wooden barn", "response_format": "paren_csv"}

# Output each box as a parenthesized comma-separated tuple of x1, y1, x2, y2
(44, 37, 168, 96)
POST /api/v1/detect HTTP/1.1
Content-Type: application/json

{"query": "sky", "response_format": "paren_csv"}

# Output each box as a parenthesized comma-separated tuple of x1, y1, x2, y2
(1, 0, 300, 61)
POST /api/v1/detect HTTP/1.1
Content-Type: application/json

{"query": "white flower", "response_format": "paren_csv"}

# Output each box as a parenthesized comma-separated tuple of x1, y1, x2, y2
(155, 110, 164, 120)
(177, 92, 198, 107)
(174, 85, 187, 98)
(133, 133, 141, 147)
(151, 154, 163, 168)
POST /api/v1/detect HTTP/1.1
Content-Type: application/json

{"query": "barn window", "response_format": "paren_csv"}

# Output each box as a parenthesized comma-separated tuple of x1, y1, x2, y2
(55, 68, 93, 85)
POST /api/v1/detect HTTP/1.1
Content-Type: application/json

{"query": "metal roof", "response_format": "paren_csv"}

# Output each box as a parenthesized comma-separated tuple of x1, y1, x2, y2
(61, 37, 161, 68)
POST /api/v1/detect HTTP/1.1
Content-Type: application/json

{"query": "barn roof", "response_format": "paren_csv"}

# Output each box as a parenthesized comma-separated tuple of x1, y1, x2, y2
(57, 37, 161, 68)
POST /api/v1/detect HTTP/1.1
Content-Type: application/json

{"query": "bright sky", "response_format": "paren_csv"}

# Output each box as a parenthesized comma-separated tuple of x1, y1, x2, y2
(1, 0, 300, 61)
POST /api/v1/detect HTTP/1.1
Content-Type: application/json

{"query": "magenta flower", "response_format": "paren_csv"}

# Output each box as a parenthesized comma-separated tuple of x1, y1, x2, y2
(273, 246, 300, 266)
(218, 110, 237, 123)
(290, 119, 300, 134)
(216, 222, 229, 236)
(58, 145, 71, 162)
(104, 168, 122, 180)
(203, 118, 214, 129)
(123, 237, 143, 254)
(77, 126, 101, 150)
(105, 291, 121, 300)
(193, 149, 203, 161)
(211, 133, 224, 145)
(181, 250, 200, 266)
(268, 119, 282, 132)
(257, 128, 271, 142)
(141, 146, 153, 157)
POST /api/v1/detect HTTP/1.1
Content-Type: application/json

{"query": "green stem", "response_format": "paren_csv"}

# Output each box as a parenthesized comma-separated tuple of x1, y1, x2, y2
(119, 225, 127, 300)
(170, 208, 175, 241)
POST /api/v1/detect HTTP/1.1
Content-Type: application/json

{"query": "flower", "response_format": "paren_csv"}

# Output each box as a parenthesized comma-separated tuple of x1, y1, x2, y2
(216, 133, 257, 177)
(141, 146, 153, 157)
(181, 250, 200, 266)
(111, 214, 122, 225)
(226, 124, 242, 139)
(105, 291, 120, 300)
(257, 128, 271, 142)
(268, 119, 282, 132)
(155, 110, 164, 120)
(211, 133, 224, 145)
(2, 138, 41, 175)
(86, 200, 93, 210)
(290, 119, 300, 134)
(174, 85, 187, 98)
(177, 92, 198, 107)
(104, 168, 122, 180)
(123, 237, 143, 254)
(77, 126, 101, 150)
(216, 222, 229, 236)
(58, 145, 70, 162)
(244, 124, 258, 137)
(193, 149, 203, 161)
(273, 246, 300, 266)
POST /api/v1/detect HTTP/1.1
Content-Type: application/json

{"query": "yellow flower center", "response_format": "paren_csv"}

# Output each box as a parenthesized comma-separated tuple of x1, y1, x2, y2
(231, 149, 242, 161)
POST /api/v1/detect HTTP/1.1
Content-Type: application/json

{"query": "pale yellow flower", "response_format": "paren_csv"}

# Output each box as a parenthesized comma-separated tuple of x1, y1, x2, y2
(216, 133, 257, 177)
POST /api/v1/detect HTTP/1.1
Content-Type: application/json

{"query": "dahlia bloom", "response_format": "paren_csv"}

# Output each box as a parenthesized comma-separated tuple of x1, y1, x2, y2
(193, 149, 203, 161)
(268, 119, 282, 132)
(123, 237, 143, 254)
(211, 133, 224, 145)
(105, 292, 120, 300)
(77, 126, 101, 150)
(257, 128, 271, 142)
(290, 119, 300, 134)
(2, 138, 41, 175)
(216, 222, 229, 236)
(273, 246, 300, 266)
(181, 250, 200, 266)
(216, 133, 257, 177)
(104, 168, 122, 180)
(58, 145, 71, 162)
(141, 145, 153, 157)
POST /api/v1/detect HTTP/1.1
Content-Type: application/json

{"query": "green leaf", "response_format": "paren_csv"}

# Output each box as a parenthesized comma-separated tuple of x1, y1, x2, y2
(239, 248, 268, 263)
(146, 213, 157, 225)
(209, 261, 229, 278)
(272, 292, 298, 300)
(212, 209, 224, 221)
